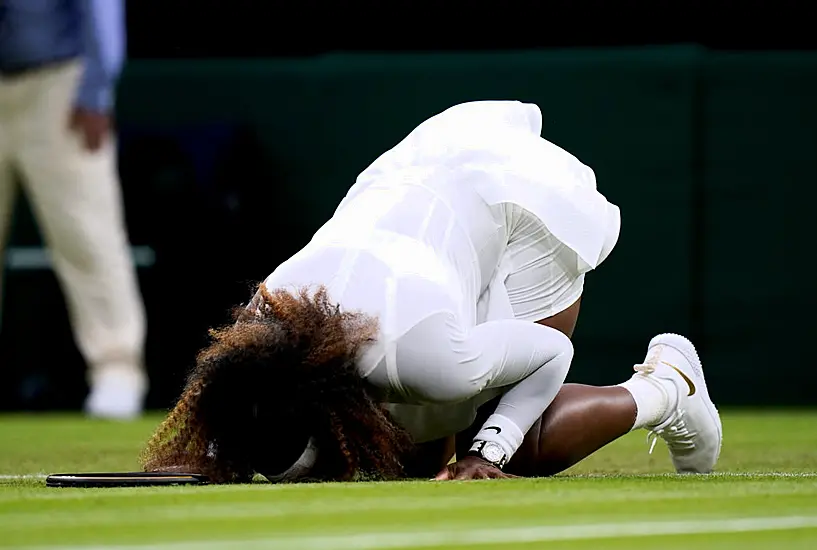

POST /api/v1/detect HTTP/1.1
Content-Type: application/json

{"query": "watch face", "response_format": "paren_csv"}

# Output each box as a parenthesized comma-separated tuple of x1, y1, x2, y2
(482, 442, 505, 464)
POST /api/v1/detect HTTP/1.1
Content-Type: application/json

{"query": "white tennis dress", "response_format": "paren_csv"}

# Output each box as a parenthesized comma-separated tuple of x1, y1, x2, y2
(262, 101, 621, 476)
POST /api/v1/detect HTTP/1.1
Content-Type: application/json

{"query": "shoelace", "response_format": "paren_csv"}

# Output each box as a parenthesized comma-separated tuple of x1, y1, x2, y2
(646, 408, 696, 454)
(633, 362, 697, 455)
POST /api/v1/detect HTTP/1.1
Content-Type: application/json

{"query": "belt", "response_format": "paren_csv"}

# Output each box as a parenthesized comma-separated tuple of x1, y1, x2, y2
(0, 56, 77, 79)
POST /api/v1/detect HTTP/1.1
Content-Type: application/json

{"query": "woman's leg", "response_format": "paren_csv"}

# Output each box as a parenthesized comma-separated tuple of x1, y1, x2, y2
(482, 298, 646, 475)
(503, 384, 638, 476)
(459, 334, 721, 477)
(473, 295, 638, 475)
(455, 385, 635, 476)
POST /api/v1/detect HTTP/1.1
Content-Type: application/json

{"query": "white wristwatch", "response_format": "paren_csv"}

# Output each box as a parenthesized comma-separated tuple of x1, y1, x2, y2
(468, 440, 508, 469)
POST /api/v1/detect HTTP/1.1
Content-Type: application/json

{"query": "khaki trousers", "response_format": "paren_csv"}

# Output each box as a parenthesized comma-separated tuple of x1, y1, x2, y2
(0, 60, 145, 382)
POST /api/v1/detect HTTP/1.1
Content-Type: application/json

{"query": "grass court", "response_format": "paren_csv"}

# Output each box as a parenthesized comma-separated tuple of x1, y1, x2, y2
(1, 410, 816, 549)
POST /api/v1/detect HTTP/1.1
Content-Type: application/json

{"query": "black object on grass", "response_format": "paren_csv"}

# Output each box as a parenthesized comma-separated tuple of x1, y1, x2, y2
(45, 472, 209, 488)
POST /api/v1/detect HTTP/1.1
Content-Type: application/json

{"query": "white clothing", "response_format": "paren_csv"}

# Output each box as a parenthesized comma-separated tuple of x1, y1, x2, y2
(369, 312, 573, 454)
(263, 100, 620, 462)
(272, 313, 573, 482)
(490, 203, 587, 322)
(0, 61, 146, 390)
(348, 100, 621, 274)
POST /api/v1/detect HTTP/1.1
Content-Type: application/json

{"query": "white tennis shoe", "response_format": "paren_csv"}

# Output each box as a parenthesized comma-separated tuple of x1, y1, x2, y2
(633, 333, 723, 473)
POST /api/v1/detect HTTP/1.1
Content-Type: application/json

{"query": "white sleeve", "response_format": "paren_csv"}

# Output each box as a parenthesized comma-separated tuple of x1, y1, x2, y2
(467, 320, 574, 461)
(385, 314, 574, 462)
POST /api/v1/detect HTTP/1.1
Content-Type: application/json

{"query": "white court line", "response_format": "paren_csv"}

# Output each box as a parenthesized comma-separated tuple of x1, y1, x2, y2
(2, 472, 816, 481)
(568, 472, 817, 479)
(22, 516, 817, 550)
(2, 484, 811, 528)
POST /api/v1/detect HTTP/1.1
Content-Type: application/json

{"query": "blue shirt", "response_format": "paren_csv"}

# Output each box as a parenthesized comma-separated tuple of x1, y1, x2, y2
(0, 0, 125, 113)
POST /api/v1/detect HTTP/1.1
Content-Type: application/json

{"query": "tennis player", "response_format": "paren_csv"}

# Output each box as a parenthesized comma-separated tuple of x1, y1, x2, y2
(142, 101, 722, 483)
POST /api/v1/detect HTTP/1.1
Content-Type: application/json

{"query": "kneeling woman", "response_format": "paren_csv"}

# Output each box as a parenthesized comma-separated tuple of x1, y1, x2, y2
(142, 101, 721, 482)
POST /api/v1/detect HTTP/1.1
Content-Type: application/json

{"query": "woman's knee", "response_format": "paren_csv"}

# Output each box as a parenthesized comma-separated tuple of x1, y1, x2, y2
(548, 328, 574, 382)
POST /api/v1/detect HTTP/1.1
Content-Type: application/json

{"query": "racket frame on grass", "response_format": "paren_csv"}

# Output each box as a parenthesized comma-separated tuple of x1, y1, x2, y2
(45, 472, 209, 488)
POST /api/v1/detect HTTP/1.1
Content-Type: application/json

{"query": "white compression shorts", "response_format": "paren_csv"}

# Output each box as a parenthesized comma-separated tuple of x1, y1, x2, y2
(368, 310, 574, 459)
(499, 203, 585, 322)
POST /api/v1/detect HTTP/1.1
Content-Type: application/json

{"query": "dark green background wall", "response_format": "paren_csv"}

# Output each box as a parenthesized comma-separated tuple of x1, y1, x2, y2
(3, 46, 815, 409)
(700, 52, 817, 405)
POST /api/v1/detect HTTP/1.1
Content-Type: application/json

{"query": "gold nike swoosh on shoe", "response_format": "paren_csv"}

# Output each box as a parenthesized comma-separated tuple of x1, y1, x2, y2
(662, 361, 696, 396)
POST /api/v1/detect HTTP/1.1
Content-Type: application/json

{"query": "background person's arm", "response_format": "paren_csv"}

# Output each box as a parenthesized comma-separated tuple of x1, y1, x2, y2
(71, 0, 125, 150)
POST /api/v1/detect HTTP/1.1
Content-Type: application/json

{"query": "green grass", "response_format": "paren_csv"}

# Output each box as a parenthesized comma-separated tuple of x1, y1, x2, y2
(1, 410, 816, 549)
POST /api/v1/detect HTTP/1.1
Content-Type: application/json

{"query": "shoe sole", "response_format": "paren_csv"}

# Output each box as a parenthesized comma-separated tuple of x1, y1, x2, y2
(649, 333, 723, 472)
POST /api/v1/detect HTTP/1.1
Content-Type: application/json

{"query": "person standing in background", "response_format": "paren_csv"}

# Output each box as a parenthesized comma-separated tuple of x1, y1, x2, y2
(0, 0, 147, 419)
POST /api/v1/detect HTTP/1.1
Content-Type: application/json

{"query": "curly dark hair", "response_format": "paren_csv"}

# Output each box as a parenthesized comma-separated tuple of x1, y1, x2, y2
(140, 285, 414, 483)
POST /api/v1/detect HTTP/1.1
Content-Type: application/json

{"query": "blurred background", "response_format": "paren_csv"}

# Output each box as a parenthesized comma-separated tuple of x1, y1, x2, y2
(1, 0, 815, 414)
